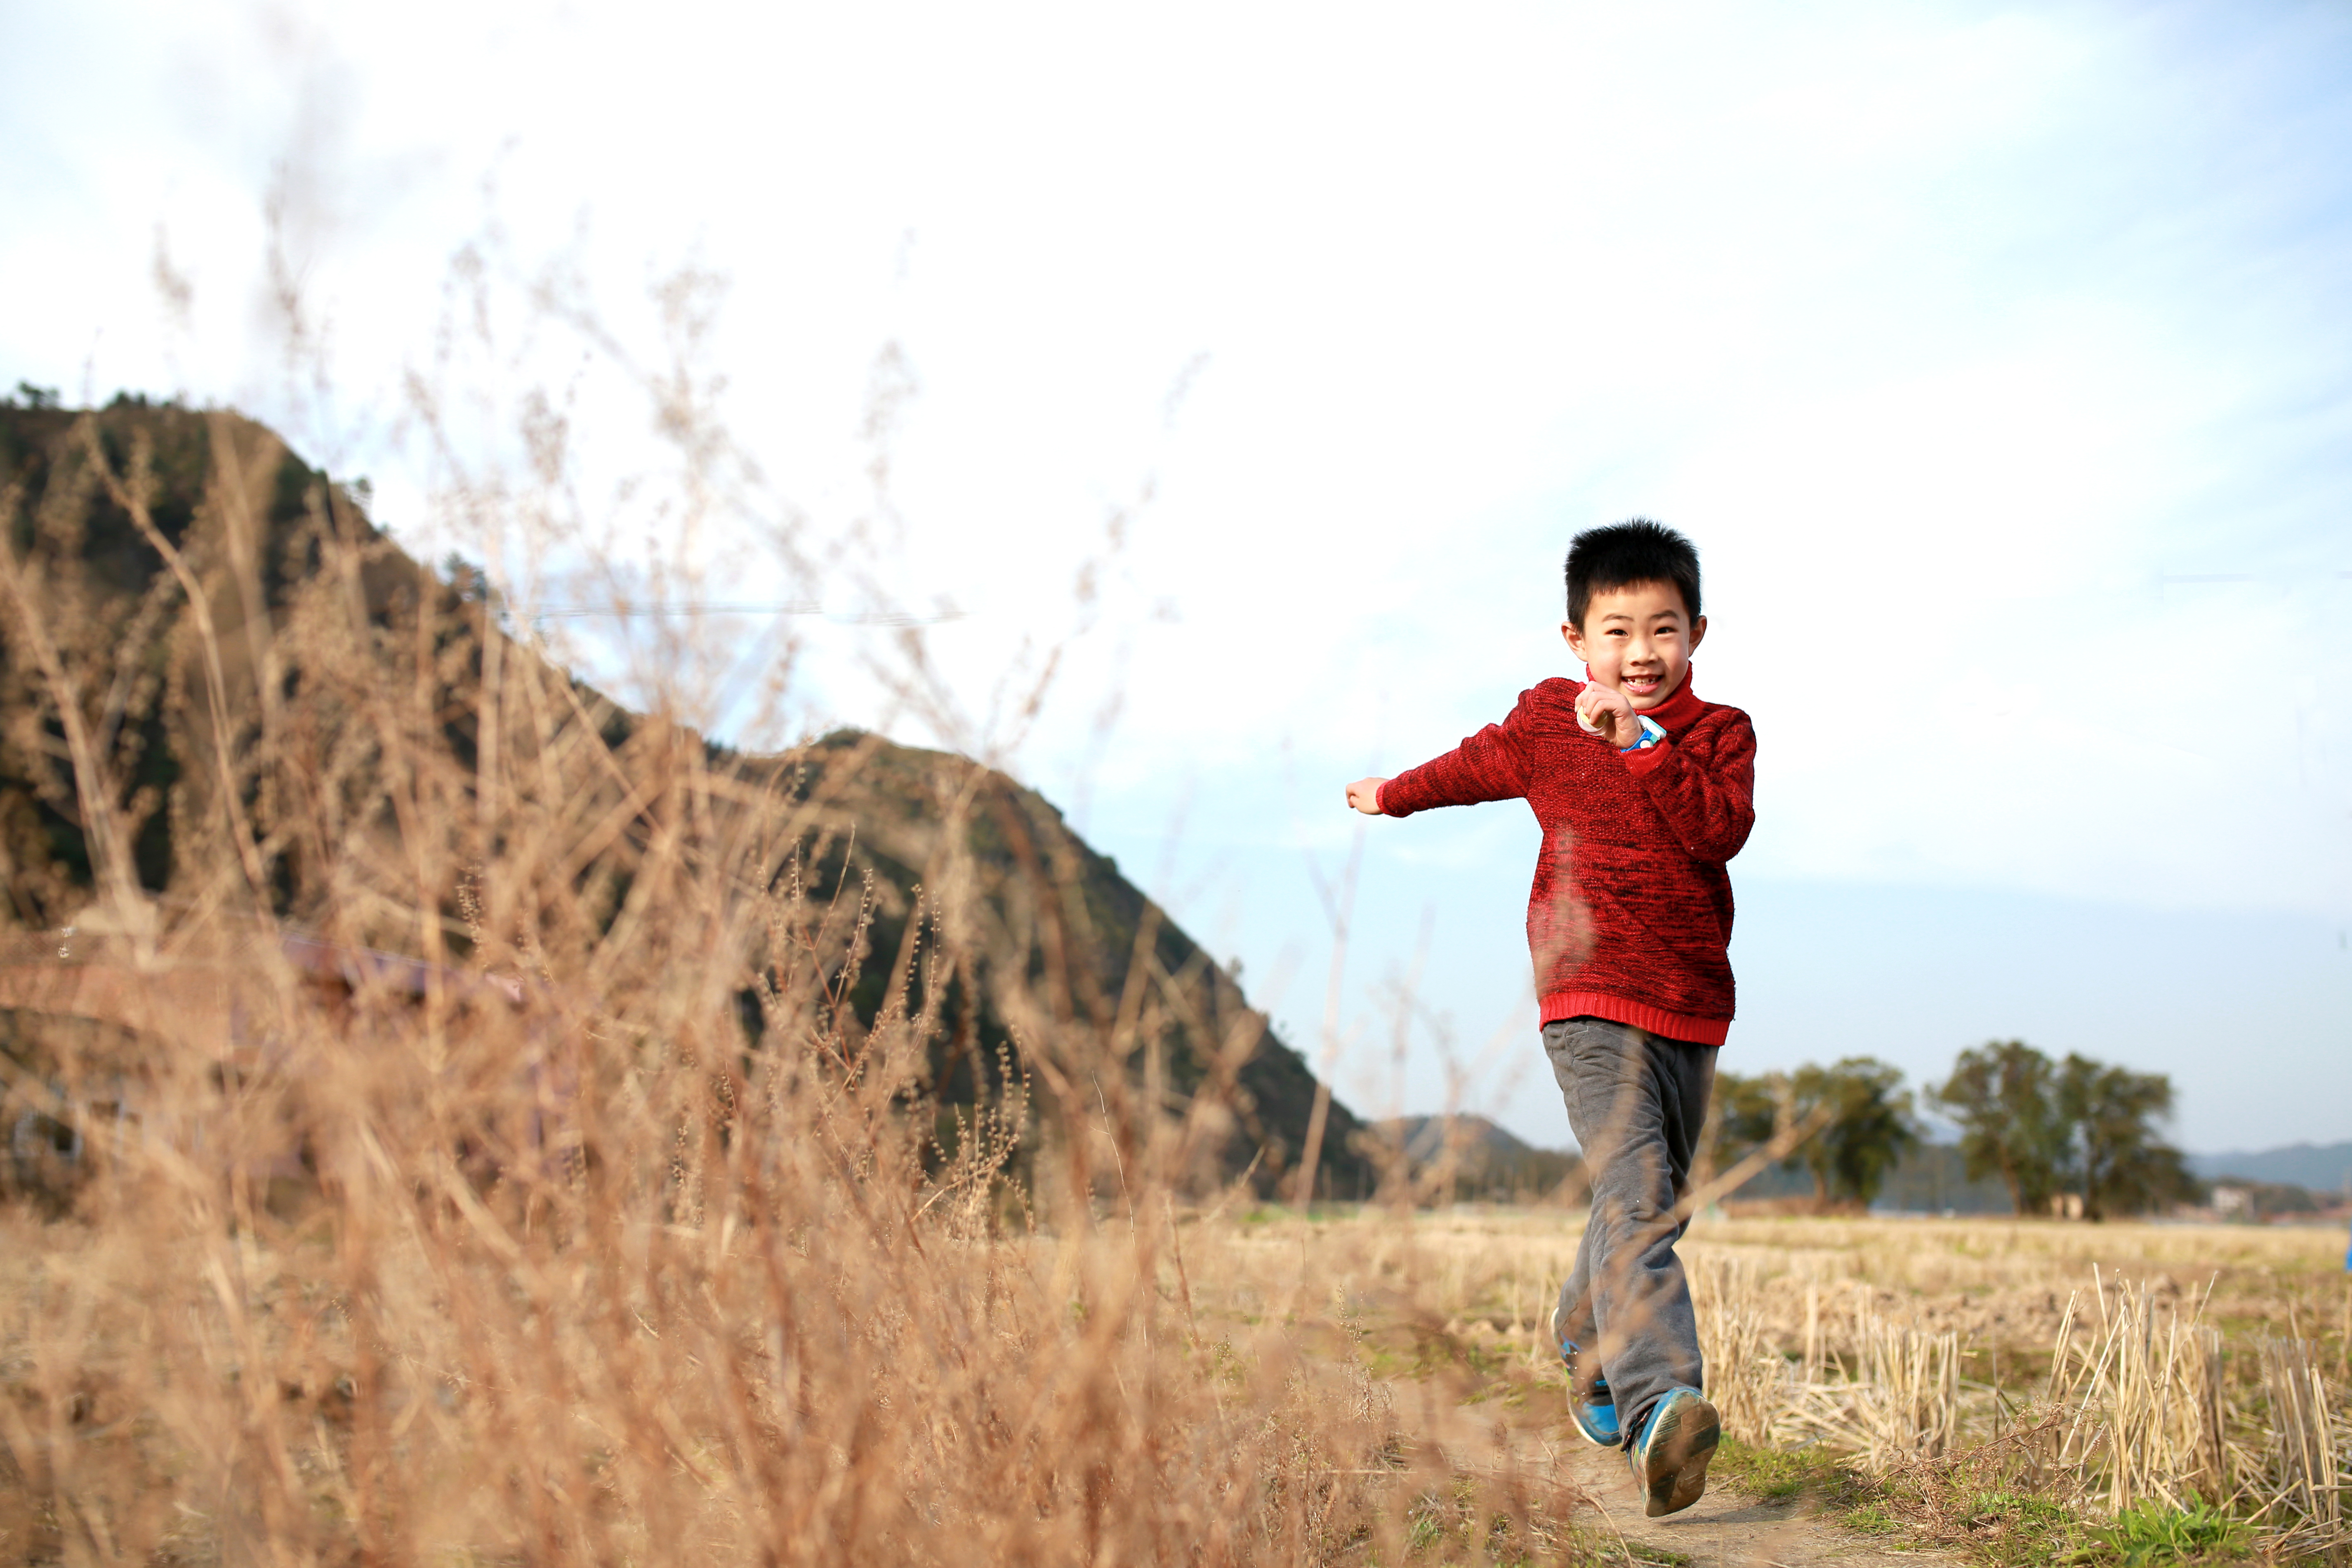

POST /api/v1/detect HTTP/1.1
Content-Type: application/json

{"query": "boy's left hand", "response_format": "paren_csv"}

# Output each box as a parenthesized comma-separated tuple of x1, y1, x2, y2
(1575, 682, 1641, 749)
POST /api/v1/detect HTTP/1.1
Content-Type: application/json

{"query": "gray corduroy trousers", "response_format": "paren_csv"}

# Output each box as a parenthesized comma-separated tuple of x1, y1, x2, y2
(1544, 1016, 1717, 1445)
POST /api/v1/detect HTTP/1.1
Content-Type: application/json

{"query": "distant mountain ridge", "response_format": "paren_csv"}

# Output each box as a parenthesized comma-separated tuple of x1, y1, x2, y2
(2188, 1141, 2352, 1193)
(1369, 1114, 1582, 1200)
(1726, 1138, 2352, 1213)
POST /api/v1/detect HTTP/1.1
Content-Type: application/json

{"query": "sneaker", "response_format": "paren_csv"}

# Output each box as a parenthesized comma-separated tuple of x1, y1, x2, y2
(1626, 1386, 1719, 1519)
(1553, 1325, 1619, 1448)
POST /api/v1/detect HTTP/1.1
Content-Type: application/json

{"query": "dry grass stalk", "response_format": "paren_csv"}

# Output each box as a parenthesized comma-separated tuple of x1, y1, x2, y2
(2183, 1323, 2231, 1506)
(1803, 1275, 1825, 1384)
(2042, 1270, 2233, 1514)
(2258, 1335, 2346, 1550)
(1687, 1253, 1785, 1444)
(1782, 1294, 1960, 1469)
(1855, 1303, 1962, 1466)
(1686, 1263, 1960, 1470)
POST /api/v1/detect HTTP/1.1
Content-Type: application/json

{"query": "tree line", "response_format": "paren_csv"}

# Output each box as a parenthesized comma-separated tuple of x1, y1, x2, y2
(1709, 1040, 2201, 1220)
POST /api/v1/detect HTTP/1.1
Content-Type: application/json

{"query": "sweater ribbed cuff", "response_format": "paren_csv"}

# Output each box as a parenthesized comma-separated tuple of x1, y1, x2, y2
(1538, 989, 1730, 1046)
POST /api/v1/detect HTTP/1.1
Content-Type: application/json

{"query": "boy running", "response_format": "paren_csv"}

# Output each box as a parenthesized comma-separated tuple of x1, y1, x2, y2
(1345, 520, 1756, 1517)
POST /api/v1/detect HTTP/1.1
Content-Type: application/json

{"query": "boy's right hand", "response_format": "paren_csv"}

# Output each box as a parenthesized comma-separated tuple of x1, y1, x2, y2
(1346, 777, 1388, 816)
(1574, 681, 1642, 749)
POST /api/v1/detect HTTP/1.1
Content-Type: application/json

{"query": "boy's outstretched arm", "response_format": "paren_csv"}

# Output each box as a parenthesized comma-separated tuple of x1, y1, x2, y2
(1349, 709, 1532, 818)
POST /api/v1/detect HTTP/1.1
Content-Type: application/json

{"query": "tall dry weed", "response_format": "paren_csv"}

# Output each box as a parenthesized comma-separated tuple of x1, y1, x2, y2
(0, 257, 1557, 1566)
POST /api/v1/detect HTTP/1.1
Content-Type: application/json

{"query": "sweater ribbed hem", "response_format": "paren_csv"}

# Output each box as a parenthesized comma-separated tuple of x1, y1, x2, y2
(1538, 990, 1730, 1047)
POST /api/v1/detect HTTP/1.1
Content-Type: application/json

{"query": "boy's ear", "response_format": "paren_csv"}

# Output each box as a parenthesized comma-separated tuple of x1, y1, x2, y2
(1690, 614, 1708, 651)
(1560, 619, 1586, 659)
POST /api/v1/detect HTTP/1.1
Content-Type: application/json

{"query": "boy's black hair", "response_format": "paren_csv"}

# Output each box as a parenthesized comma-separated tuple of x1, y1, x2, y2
(1564, 518, 1702, 629)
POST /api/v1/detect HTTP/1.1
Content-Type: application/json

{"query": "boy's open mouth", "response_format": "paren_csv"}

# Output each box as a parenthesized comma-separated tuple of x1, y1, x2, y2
(1621, 672, 1662, 696)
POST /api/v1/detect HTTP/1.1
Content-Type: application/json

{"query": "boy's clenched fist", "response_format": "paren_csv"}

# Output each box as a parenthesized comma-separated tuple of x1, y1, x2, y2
(1574, 682, 1641, 749)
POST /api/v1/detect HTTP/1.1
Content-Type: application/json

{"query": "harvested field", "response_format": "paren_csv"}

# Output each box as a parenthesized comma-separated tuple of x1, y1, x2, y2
(18, 1152, 2348, 1566)
(1155, 1207, 2352, 1563)
(1, 398, 2340, 1566)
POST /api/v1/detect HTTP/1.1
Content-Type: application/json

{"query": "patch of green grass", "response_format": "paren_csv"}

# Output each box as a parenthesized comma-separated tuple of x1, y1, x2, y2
(1843, 1500, 1904, 1537)
(1390, 1478, 1669, 1568)
(1200, 1338, 1248, 1389)
(1539, 1524, 1687, 1567)
(1709, 1436, 1857, 1504)
(1704, 1433, 2264, 1567)
(1597, 1533, 1690, 1566)
(1358, 1323, 1522, 1390)
(1404, 1509, 1445, 1554)
(1944, 1488, 2085, 1567)
(2075, 1502, 2250, 1567)
(1710, 1441, 2107, 1566)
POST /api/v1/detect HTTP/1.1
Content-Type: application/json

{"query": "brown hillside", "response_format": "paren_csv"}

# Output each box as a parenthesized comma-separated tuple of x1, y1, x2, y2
(0, 395, 1369, 1196)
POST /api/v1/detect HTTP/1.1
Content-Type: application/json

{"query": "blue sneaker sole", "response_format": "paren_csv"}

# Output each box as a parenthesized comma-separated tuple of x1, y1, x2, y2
(1556, 1331, 1617, 1448)
(1634, 1391, 1719, 1518)
(1568, 1397, 1619, 1448)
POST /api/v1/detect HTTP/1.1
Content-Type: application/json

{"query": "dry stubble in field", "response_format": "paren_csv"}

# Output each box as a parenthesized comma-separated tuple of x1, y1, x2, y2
(1160, 1206, 2352, 1559)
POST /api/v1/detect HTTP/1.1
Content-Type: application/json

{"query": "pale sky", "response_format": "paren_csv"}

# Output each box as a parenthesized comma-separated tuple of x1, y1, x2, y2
(4, 0, 2347, 1154)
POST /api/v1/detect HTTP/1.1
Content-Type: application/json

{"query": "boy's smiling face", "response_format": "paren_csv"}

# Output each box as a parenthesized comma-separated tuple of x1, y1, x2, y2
(1562, 580, 1707, 709)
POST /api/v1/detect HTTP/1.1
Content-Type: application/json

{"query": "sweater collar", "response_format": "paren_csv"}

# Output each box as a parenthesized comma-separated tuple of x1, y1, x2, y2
(1584, 663, 1706, 731)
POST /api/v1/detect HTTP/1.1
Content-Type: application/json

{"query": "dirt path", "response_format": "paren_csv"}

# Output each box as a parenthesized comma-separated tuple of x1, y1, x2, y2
(1541, 1437, 1958, 1567)
(1387, 1378, 1961, 1568)
(1300, 1295, 1967, 1565)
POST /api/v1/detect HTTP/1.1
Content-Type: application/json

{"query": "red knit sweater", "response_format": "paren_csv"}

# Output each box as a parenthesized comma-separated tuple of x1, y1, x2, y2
(1376, 669, 1756, 1045)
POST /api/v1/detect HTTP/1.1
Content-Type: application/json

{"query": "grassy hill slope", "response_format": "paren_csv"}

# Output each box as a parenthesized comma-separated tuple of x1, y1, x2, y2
(0, 395, 1369, 1195)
